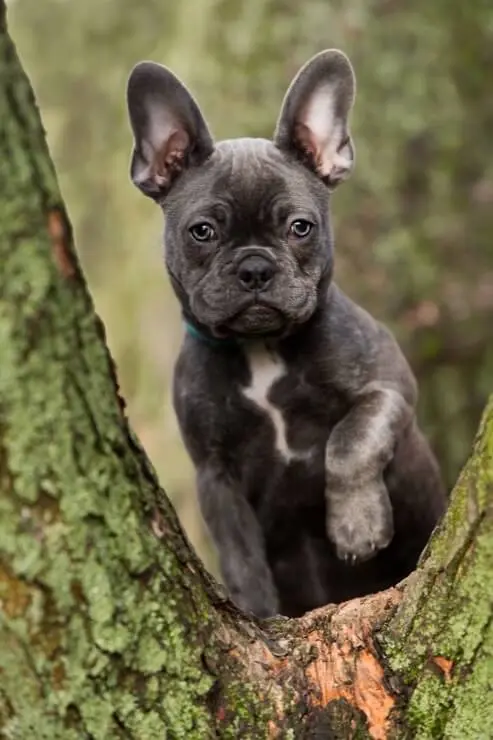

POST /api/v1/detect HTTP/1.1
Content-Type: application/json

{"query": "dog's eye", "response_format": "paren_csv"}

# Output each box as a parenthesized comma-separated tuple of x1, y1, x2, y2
(289, 219, 314, 239)
(189, 222, 216, 242)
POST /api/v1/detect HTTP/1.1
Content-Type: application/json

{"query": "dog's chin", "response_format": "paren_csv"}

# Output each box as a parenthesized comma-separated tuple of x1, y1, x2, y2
(218, 305, 287, 338)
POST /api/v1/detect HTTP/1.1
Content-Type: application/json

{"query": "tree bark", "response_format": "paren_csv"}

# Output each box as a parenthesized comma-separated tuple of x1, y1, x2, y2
(0, 5, 492, 738)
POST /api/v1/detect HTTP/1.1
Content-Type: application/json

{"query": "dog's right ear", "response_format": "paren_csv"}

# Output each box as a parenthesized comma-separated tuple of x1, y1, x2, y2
(126, 62, 214, 199)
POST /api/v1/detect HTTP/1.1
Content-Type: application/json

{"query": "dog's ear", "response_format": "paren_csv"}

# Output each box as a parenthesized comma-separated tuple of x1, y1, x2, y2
(126, 62, 214, 199)
(274, 50, 355, 188)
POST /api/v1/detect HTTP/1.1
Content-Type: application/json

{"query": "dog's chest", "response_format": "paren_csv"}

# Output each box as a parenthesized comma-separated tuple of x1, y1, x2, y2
(240, 342, 336, 463)
(241, 343, 297, 462)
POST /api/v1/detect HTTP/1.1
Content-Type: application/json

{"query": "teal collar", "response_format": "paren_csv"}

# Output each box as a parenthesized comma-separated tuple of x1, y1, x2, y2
(184, 321, 238, 349)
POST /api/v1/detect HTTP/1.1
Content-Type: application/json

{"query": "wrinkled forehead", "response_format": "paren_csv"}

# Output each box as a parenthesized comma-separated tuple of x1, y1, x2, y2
(212, 137, 293, 182)
(168, 138, 328, 217)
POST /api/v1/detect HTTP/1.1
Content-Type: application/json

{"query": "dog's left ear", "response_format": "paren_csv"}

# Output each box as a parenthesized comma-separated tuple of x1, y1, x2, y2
(274, 50, 355, 188)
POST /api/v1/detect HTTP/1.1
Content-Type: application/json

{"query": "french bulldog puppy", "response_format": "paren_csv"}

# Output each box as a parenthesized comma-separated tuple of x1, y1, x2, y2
(126, 50, 447, 618)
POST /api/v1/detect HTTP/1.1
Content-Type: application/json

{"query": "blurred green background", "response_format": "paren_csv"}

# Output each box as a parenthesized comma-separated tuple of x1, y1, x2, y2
(9, 0, 493, 572)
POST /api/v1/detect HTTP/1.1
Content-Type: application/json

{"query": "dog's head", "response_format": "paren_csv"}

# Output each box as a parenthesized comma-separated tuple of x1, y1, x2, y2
(126, 50, 355, 338)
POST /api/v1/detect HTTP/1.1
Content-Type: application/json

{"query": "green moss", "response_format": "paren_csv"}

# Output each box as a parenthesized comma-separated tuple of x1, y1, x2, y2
(79, 696, 114, 740)
(381, 397, 493, 738)
(135, 633, 171, 674)
(217, 687, 268, 739)
(441, 622, 493, 739)
(122, 709, 170, 740)
(404, 629, 493, 740)
(405, 673, 451, 739)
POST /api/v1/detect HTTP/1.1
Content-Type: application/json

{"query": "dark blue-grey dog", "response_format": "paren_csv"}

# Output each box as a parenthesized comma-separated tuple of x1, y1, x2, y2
(126, 50, 446, 618)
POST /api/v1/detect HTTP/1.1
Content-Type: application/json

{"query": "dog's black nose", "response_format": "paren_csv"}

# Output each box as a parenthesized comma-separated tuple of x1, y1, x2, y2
(237, 255, 276, 292)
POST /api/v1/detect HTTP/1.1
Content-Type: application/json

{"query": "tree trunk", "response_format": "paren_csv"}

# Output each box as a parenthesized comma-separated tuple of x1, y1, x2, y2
(0, 5, 491, 738)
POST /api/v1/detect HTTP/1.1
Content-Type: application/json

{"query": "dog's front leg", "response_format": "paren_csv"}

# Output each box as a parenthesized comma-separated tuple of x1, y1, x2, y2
(325, 384, 413, 562)
(197, 464, 279, 618)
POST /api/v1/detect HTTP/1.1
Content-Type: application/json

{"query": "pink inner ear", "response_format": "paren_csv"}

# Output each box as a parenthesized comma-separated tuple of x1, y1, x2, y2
(153, 128, 190, 187)
(294, 121, 322, 172)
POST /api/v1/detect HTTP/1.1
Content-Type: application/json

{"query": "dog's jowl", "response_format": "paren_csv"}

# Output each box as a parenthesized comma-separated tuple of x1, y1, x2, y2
(126, 50, 447, 618)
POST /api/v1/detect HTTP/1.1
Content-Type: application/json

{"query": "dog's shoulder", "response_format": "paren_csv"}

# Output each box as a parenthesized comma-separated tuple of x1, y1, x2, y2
(173, 336, 245, 408)
(172, 335, 253, 464)
(316, 284, 418, 406)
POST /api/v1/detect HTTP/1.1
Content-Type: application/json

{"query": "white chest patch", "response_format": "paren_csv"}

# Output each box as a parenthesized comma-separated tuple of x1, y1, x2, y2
(242, 343, 297, 462)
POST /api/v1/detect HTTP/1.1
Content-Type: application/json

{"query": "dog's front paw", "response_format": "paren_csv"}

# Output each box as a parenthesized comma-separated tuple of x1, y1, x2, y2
(326, 479, 394, 564)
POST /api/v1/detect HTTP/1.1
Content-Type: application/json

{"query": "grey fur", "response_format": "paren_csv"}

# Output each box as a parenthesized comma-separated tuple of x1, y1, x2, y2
(126, 50, 446, 618)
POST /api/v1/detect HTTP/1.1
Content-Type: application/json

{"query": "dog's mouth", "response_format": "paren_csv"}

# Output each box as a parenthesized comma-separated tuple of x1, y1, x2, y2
(217, 302, 286, 337)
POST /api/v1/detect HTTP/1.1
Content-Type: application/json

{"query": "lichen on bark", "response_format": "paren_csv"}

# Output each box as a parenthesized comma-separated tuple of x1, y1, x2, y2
(380, 395, 493, 739)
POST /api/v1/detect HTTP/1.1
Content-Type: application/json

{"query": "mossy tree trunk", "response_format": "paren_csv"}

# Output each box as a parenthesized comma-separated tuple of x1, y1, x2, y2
(0, 4, 491, 738)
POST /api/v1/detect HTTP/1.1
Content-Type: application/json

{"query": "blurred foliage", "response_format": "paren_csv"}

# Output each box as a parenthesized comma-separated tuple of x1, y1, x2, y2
(9, 0, 493, 573)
